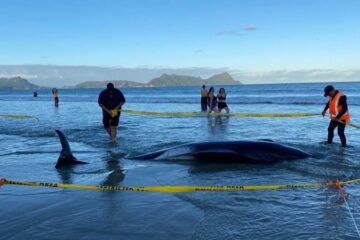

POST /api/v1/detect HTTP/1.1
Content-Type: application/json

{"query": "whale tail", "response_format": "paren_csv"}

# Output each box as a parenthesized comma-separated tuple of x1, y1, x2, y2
(55, 130, 88, 168)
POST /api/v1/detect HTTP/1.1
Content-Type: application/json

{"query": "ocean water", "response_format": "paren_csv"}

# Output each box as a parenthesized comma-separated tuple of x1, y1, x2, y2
(1, 82, 360, 240)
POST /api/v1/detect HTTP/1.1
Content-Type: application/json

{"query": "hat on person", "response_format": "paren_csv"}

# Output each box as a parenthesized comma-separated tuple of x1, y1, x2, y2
(324, 85, 334, 97)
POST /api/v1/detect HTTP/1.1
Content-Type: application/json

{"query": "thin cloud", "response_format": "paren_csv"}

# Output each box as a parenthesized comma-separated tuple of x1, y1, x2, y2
(230, 69, 360, 84)
(242, 25, 257, 31)
(193, 49, 203, 55)
(0, 73, 39, 79)
(216, 30, 240, 36)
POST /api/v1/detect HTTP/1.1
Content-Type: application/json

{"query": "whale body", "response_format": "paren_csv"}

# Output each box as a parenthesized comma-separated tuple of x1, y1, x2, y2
(129, 140, 311, 163)
(55, 130, 88, 168)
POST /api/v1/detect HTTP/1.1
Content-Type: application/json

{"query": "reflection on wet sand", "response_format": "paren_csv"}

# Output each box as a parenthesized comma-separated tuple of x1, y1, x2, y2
(102, 151, 125, 186)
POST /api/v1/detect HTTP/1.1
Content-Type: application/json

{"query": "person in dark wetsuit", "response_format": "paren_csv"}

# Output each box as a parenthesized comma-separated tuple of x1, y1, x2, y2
(98, 83, 126, 142)
(207, 86, 219, 116)
(201, 85, 208, 111)
(322, 85, 350, 147)
(217, 88, 230, 114)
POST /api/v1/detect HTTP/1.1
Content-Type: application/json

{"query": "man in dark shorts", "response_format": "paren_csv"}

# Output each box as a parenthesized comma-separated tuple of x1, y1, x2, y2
(98, 83, 126, 142)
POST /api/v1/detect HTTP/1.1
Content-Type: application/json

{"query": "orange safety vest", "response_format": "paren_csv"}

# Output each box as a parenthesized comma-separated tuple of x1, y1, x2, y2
(328, 91, 350, 122)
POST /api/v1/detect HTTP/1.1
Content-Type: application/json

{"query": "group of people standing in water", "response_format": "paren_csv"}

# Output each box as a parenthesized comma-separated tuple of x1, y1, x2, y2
(95, 82, 349, 148)
(28, 82, 351, 147)
(200, 85, 230, 115)
(200, 84, 350, 147)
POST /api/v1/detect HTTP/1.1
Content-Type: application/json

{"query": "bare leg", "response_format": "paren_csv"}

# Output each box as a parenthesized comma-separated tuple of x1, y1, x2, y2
(105, 128, 111, 136)
(105, 119, 112, 138)
(110, 126, 117, 142)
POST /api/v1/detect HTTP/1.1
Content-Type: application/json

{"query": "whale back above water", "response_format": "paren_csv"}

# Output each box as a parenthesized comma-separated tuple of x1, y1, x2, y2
(129, 140, 312, 163)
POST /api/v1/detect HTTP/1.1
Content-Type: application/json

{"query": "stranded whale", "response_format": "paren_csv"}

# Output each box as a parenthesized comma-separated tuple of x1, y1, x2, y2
(129, 140, 311, 163)
(55, 130, 88, 168)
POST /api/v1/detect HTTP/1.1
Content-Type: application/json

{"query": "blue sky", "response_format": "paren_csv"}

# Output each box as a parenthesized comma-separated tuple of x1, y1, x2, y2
(0, 0, 359, 85)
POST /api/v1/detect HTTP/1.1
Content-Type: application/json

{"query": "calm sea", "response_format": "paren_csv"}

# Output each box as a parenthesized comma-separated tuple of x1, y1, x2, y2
(1, 82, 360, 239)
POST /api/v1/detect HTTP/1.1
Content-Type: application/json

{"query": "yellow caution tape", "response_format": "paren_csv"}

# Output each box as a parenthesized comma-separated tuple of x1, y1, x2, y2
(1, 178, 360, 193)
(110, 109, 118, 117)
(117, 109, 319, 118)
(0, 114, 39, 121)
(339, 120, 360, 129)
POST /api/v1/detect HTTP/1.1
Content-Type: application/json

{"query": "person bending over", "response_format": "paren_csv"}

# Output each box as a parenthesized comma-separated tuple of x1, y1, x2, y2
(98, 83, 126, 142)
(322, 85, 350, 147)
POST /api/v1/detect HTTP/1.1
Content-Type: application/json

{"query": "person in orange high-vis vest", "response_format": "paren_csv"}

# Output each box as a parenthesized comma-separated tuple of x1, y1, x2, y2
(322, 85, 350, 147)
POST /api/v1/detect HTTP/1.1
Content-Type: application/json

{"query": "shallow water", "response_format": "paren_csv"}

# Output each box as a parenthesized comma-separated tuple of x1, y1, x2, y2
(1, 82, 360, 239)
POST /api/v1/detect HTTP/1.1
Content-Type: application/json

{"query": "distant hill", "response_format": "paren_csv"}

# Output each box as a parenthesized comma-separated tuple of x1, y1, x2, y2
(148, 72, 240, 87)
(74, 80, 147, 88)
(72, 72, 240, 88)
(148, 74, 203, 87)
(0, 77, 39, 90)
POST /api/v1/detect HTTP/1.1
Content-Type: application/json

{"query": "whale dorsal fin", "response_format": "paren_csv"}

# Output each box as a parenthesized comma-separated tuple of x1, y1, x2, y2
(55, 130, 87, 168)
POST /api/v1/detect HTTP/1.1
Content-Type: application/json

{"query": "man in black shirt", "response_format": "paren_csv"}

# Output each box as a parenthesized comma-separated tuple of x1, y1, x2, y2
(322, 85, 350, 147)
(98, 83, 126, 142)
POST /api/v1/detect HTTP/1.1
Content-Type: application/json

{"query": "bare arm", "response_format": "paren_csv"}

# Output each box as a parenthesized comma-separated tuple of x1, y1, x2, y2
(115, 101, 125, 109)
(99, 103, 111, 115)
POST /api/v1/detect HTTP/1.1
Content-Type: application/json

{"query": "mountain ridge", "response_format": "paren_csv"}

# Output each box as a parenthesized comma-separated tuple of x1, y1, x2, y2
(0, 72, 241, 89)
(0, 77, 39, 90)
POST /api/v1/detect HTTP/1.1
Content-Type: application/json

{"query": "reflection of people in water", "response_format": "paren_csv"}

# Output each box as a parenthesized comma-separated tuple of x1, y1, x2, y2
(52, 88, 59, 107)
(102, 159, 125, 186)
(207, 87, 219, 116)
(102, 151, 125, 186)
(201, 85, 208, 111)
(217, 88, 230, 114)
(207, 115, 230, 134)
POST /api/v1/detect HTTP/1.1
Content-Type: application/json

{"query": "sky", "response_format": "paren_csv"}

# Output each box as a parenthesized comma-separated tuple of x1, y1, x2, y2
(0, 0, 360, 86)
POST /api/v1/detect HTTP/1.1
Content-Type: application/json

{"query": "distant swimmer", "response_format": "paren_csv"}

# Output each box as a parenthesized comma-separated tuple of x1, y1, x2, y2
(217, 88, 230, 114)
(207, 86, 219, 116)
(201, 85, 208, 111)
(98, 83, 126, 142)
(52, 88, 59, 107)
(322, 85, 350, 147)
(33, 91, 38, 97)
